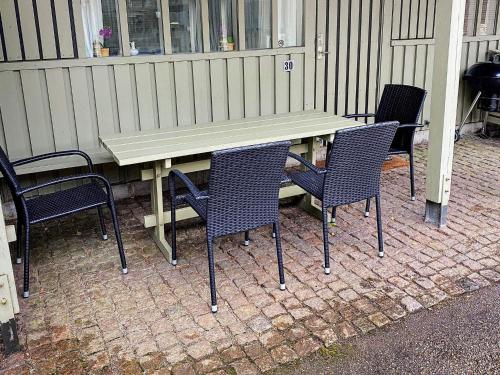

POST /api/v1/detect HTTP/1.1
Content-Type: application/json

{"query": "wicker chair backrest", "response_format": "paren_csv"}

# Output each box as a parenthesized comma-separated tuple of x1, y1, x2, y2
(207, 141, 291, 239)
(375, 84, 427, 125)
(0, 146, 21, 196)
(323, 122, 399, 207)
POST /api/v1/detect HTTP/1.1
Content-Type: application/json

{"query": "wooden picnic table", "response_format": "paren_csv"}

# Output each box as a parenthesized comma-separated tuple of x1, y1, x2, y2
(100, 110, 362, 262)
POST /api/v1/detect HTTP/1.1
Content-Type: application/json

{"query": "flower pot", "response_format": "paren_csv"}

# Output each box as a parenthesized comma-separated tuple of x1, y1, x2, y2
(227, 43, 234, 51)
(101, 48, 110, 57)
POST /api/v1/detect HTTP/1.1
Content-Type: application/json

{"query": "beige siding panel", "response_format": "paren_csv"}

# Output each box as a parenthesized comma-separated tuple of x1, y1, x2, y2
(458, 42, 469, 121)
(414, 45, 427, 88)
(0, 1, 22, 61)
(36, 0, 57, 59)
(392, 0, 401, 40)
(17, 1, 39, 60)
(0, 72, 31, 158)
(326, 0, 338, 113)
(243, 57, 260, 117)
(155, 62, 177, 128)
(315, 0, 327, 111)
(46, 68, 78, 150)
(357, 0, 370, 115)
(423, 44, 434, 122)
(0, 108, 6, 149)
(409, 0, 419, 39)
(303, 0, 316, 109)
(417, 0, 427, 38)
(368, 0, 382, 113)
(426, 0, 436, 38)
(210, 59, 229, 122)
(20, 70, 54, 154)
(400, 0, 410, 40)
(69, 67, 100, 150)
(92, 66, 117, 136)
(290, 54, 304, 112)
(114, 64, 138, 133)
(337, 0, 349, 114)
(392, 46, 404, 84)
(403, 45, 416, 85)
(275, 54, 290, 114)
(379, 0, 393, 92)
(135, 63, 157, 131)
(71, 0, 86, 58)
(227, 58, 244, 120)
(347, 0, 360, 115)
(174, 61, 195, 126)
(259, 55, 275, 116)
(54, 0, 74, 58)
(192, 60, 212, 123)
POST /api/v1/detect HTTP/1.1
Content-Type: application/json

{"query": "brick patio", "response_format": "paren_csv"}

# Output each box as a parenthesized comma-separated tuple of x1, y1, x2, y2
(1, 136, 499, 375)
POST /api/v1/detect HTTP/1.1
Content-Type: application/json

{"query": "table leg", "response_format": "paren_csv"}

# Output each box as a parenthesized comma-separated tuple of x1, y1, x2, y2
(299, 137, 331, 222)
(151, 160, 173, 263)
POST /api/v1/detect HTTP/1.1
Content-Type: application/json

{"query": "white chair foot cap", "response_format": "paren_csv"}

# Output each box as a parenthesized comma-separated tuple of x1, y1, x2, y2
(122, 268, 128, 274)
(102, 234, 108, 240)
(411, 196, 416, 201)
(364, 212, 370, 217)
(280, 283, 286, 291)
(272, 233, 276, 238)
(172, 259, 177, 266)
(23, 291, 29, 298)
(331, 218, 336, 224)
(244, 240, 250, 246)
(211, 305, 218, 313)
(324, 267, 331, 275)
(378, 252, 384, 258)
(16, 258, 21, 264)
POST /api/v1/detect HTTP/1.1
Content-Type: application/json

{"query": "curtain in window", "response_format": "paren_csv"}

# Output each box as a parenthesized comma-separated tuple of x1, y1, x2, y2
(245, 0, 271, 49)
(209, 0, 236, 51)
(170, 0, 202, 53)
(277, 0, 303, 47)
(81, 0, 103, 57)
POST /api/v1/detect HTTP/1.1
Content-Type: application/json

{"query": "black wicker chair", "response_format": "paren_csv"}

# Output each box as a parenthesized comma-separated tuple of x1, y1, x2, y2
(0, 147, 127, 298)
(169, 141, 291, 313)
(344, 84, 427, 207)
(288, 122, 399, 274)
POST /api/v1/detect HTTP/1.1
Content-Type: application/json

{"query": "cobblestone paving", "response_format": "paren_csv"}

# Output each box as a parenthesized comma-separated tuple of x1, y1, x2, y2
(1, 136, 499, 374)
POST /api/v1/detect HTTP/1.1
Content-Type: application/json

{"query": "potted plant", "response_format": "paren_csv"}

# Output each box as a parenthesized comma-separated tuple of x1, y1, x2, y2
(99, 27, 112, 57)
(227, 36, 234, 51)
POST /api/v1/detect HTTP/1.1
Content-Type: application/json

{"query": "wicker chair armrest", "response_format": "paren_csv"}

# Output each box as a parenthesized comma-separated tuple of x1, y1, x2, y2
(397, 123, 424, 129)
(18, 173, 111, 196)
(168, 170, 208, 201)
(287, 152, 326, 174)
(343, 113, 376, 119)
(12, 150, 94, 172)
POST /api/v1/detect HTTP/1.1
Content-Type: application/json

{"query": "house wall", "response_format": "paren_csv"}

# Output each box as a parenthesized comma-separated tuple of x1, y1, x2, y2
(0, 0, 499, 198)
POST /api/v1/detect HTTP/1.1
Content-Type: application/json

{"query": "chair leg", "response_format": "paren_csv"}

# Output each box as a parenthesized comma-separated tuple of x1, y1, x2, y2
(97, 207, 108, 240)
(207, 238, 218, 313)
(331, 207, 337, 224)
(171, 200, 177, 266)
(365, 199, 371, 217)
(244, 231, 250, 246)
(273, 222, 286, 290)
(272, 223, 276, 238)
(375, 195, 384, 258)
(409, 149, 416, 201)
(16, 217, 22, 264)
(22, 222, 30, 298)
(109, 202, 128, 274)
(322, 207, 331, 274)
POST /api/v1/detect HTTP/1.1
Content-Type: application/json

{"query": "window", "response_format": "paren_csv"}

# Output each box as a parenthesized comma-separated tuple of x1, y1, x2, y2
(209, 0, 238, 51)
(464, 0, 499, 36)
(127, 0, 164, 55)
(244, 0, 272, 49)
(277, 0, 303, 47)
(81, 0, 121, 57)
(169, 0, 203, 53)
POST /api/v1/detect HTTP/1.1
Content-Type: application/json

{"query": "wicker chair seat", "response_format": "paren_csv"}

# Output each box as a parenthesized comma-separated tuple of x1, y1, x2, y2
(26, 183, 108, 224)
